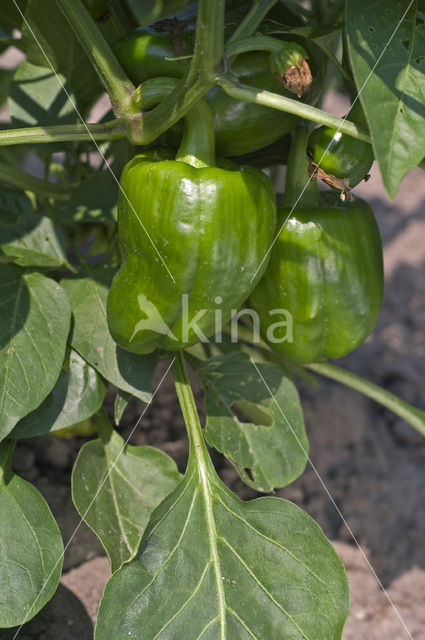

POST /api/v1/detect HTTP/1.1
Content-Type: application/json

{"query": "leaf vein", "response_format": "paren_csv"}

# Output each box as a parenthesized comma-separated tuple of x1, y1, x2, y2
(220, 538, 310, 640)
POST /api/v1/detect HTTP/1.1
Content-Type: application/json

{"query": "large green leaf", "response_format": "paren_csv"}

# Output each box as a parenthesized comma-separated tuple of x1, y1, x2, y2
(10, 348, 107, 438)
(72, 421, 182, 572)
(61, 272, 157, 402)
(346, 0, 425, 197)
(0, 266, 71, 440)
(197, 353, 308, 493)
(8, 61, 76, 127)
(95, 447, 348, 639)
(0, 440, 63, 628)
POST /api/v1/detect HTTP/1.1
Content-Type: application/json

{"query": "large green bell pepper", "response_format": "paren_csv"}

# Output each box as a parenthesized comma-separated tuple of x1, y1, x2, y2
(107, 93, 276, 354)
(250, 127, 383, 363)
(113, 28, 321, 156)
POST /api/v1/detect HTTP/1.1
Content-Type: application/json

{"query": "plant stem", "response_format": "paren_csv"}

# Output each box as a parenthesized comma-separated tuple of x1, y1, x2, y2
(173, 352, 210, 466)
(307, 361, 425, 438)
(96, 407, 113, 444)
(172, 350, 226, 638)
(56, 0, 135, 114)
(282, 125, 318, 208)
(135, 77, 215, 168)
(191, 0, 224, 80)
(227, 0, 279, 44)
(226, 34, 301, 60)
(130, 77, 178, 112)
(0, 439, 16, 486)
(217, 76, 371, 142)
(0, 120, 124, 147)
(132, 0, 225, 145)
(0, 162, 71, 200)
(175, 98, 215, 168)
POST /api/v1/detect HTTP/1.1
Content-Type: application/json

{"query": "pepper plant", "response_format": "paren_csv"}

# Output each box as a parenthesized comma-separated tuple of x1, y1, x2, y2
(0, 0, 425, 637)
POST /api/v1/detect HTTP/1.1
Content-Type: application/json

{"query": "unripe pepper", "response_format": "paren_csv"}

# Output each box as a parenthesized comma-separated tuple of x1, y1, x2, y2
(308, 102, 374, 189)
(107, 89, 276, 354)
(113, 28, 321, 156)
(250, 127, 383, 364)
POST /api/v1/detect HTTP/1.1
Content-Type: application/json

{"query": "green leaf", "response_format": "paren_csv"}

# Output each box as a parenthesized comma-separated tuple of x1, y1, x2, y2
(72, 422, 182, 572)
(55, 172, 118, 224)
(197, 353, 308, 492)
(0, 211, 69, 269)
(10, 348, 107, 438)
(0, 440, 63, 628)
(95, 457, 348, 639)
(8, 61, 76, 128)
(0, 266, 71, 439)
(61, 272, 157, 403)
(346, 0, 425, 197)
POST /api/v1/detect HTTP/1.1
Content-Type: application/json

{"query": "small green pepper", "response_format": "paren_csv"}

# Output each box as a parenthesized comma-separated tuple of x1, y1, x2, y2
(308, 102, 374, 188)
(107, 91, 276, 354)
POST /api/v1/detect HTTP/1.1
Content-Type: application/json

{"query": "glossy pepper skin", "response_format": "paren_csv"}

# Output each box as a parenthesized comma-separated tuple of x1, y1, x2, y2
(107, 152, 276, 354)
(113, 30, 307, 156)
(308, 103, 374, 188)
(113, 30, 192, 81)
(250, 194, 383, 363)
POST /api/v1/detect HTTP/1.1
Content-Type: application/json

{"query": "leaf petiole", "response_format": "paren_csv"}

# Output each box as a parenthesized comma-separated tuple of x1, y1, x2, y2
(217, 76, 371, 142)
(307, 361, 425, 438)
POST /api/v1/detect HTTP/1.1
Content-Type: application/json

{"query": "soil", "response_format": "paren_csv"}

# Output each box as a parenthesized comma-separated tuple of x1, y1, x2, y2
(1, 73, 425, 639)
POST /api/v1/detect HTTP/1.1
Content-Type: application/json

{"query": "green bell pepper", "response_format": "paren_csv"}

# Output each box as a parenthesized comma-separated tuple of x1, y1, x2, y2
(107, 90, 276, 354)
(250, 127, 383, 363)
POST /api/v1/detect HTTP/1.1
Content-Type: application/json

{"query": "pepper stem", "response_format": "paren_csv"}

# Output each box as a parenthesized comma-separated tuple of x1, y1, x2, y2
(225, 35, 307, 69)
(282, 125, 319, 208)
(175, 98, 215, 168)
(133, 77, 216, 168)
